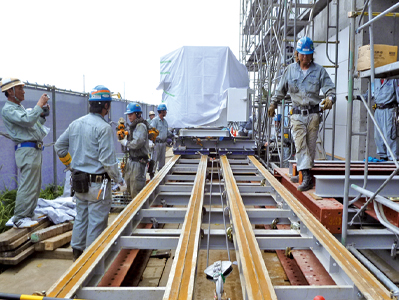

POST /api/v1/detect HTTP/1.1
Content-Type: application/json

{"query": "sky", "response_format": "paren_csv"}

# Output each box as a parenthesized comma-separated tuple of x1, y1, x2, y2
(1, 0, 241, 105)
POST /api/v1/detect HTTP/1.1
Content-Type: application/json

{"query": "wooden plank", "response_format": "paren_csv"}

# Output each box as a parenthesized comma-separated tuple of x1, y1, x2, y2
(0, 245, 35, 265)
(0, 220, 51, 251)
(31, 222, 73, 243)
(0, 241, 33, 258)
(0, 218, 50, 247)
(44, 231, 73, 251)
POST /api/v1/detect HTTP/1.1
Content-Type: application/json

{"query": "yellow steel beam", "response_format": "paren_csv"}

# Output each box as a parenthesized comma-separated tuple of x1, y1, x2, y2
(248, 156, 391, 300)
(220, 155, 277, 300)
(163, 155, 208, 300)
(47, 155, 181, 298)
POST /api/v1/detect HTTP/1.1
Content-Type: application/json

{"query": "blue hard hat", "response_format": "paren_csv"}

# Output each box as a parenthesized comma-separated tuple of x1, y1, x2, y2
(274, 114, 282, 122)
(296, 37, 314, 54)
(125, 103, 142, 114)
(89, 85, 112, 101)
(157, 103, 167, 111)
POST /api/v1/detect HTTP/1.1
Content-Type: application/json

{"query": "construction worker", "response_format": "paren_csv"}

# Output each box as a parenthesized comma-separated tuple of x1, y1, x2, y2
(363, 79, 399, 161)
(238, 115, 253, 138)
(268, 36, 336, 191)
(119, 103, 149, 198)
(1, 78, 50, 228)
(150, 103, 173, 172)
(54, 85, 127, 261)
(147, 110, 156, 123)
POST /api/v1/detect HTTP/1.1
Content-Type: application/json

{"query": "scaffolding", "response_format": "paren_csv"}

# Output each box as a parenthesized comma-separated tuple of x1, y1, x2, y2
(239, 0, 339, 168)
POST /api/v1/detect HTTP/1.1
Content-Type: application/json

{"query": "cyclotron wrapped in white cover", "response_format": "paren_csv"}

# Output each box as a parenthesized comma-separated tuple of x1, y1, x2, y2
(156, 46, 250, 129)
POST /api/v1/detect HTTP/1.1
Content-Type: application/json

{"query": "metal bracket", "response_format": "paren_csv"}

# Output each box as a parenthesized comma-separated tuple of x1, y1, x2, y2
(150, 218, 158, 229)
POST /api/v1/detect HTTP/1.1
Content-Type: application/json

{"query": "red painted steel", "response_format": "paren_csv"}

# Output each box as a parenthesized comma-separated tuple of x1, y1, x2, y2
(276, 250, 308, 285)
(97, 223, 153, 287)
(291, 250, 336, 285)
(353, 199, 399, 226)
(274, 168, 343, 234)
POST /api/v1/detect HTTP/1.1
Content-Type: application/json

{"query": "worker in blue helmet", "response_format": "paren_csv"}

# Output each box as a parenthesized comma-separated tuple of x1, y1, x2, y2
(55, 85, 126, 261)
(150, 103, 173, 172)
(267, 36, 336, 191)
(118, 102, 149, 197)
(361, 79, 399, 161)
(1, 78, 50, 229)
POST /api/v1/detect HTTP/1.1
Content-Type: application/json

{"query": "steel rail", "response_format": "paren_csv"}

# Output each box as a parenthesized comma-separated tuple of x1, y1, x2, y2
(220, 155, 277, 300)
(248, 156, 391, 300)
(47, 155, 181, 298)
(163, 155, 208, 300)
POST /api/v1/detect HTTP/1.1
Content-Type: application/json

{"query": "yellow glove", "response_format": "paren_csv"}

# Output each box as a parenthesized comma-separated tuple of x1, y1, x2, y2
(59, 153, 72, 166)
(267, 103, 277, 117)
(320, 97, 333, 110)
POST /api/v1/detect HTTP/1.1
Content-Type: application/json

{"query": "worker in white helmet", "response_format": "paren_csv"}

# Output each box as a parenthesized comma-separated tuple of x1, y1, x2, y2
(1, 78, 50, 228)
(55, 85, 127, 261)
(147, 110, 156, 123)
(268, 37, 336, 191)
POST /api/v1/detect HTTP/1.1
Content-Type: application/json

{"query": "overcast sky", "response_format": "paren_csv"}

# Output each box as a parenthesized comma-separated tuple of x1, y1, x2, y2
(1, 0, 240, 105)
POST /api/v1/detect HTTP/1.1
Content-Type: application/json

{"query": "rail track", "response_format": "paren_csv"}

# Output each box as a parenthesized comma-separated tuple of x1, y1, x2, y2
(46, 154, 393, 300)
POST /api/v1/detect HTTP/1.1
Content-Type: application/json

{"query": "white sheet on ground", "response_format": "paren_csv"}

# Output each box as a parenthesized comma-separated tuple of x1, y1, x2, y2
(156, 46, 249, 128)
(33, 197, 76, 224)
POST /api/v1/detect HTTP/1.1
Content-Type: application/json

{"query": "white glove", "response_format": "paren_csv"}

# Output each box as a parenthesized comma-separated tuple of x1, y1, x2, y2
(149, 140, 154, 149)
(243, 128, 248, 134)
(112, 179, 127, 192)
(118, 137, 128, 147)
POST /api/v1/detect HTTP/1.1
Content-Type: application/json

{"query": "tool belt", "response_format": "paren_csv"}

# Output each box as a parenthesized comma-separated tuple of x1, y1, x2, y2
(376, 102, 398, 109)
(129, 156, 148, 164)
(292, 105, 320, 116)
(71, 170, 110, 193)
(15, 141, 44, 151)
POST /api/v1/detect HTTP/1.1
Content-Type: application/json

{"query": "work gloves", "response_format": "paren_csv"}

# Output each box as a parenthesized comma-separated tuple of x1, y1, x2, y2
(112, 178, 127, 192)
(320, 97, 333, 110)
(118, 137, 128, 147)
(268, 103, 277, 117)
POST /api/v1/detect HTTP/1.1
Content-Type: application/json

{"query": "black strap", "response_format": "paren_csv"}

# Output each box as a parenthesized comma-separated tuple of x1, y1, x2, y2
(376, 102, 397, 109)
(292, 105, 320, 115)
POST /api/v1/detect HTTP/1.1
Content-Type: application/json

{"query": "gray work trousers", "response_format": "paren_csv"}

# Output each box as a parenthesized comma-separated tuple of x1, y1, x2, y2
(124, 159, 146, 199)
(153, 142, 167, 171)
(291, 113, 319, 171)
(374, 107, 399, 160)
(14, 147, 43, 222)
(71, 181, 112, 251)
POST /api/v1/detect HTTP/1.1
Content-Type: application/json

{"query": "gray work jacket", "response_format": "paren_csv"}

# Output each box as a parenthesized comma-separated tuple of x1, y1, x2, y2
(272, 62, 335, 108)
(1, 101, 47, 143)
(55, 113, 122, 183)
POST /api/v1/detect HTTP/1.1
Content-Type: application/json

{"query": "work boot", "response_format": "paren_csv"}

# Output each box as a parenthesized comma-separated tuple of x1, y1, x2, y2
(297, 169, 313, 192)
(290, 175, 299, 183)
(73, 248, 83, 262)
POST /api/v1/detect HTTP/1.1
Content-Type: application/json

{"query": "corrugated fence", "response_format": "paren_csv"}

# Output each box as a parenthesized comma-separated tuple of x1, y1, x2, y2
(0, 83, 157, 192)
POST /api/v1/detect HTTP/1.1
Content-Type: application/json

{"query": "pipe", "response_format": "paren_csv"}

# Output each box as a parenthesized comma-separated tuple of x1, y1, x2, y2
(348, 246, 399, 297)
(342, 0, 356, 246)
(357, 2, 399, 33)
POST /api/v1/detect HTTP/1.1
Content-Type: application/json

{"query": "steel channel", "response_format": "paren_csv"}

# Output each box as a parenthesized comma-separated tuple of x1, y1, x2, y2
(47, 155, 181, 298)
(163, 155, 208, 300)
(248, 156, 391, 300)
(220, 155, 277, 300)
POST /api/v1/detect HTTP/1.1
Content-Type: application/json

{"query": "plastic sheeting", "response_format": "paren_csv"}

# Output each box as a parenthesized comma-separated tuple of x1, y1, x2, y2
(157, 46, 249, 128)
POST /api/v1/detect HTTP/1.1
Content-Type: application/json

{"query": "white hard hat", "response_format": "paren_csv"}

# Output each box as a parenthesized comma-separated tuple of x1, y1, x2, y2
(149, 111, 155, 116)
(1, 78, 24, 92)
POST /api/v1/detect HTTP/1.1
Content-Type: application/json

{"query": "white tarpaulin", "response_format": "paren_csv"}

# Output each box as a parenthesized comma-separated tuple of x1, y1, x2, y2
(156, 46, 249, 128)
